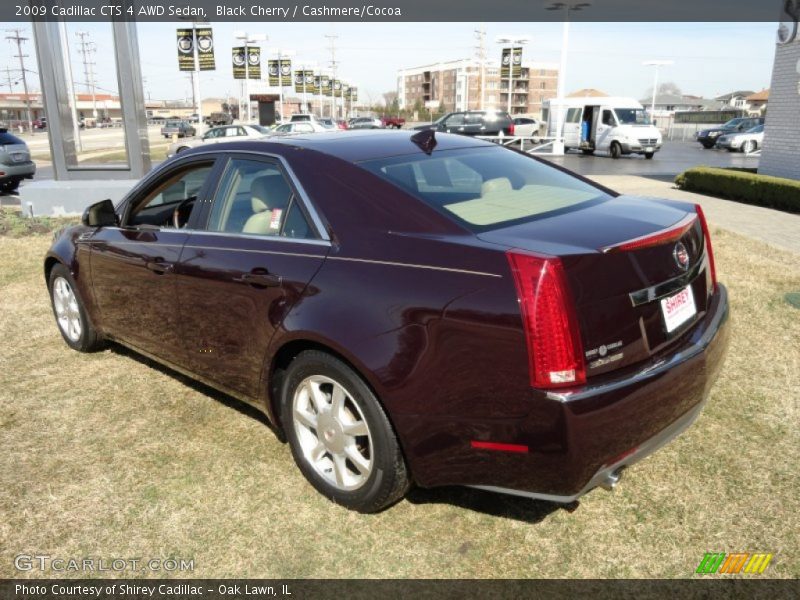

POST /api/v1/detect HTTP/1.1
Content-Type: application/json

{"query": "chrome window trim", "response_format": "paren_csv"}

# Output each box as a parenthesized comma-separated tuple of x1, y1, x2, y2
(186, 229, 331, 247)
(173, 148, 331, 242)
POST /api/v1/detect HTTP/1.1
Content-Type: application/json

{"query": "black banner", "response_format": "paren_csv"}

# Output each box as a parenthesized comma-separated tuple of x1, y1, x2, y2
(233, 47, 260, 79)
(294, 69, 315, 93)
(195, 27, 215, 71)
(268, 59, 292, 86)
(176, 29, 194, 72)
(176, 28, 216, 72)
(320, 74, 332, 97)
(500, 47, 522, 79)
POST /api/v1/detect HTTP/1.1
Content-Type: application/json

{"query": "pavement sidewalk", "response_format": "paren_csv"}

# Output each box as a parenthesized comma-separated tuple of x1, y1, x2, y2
(591, 175, 800, 255)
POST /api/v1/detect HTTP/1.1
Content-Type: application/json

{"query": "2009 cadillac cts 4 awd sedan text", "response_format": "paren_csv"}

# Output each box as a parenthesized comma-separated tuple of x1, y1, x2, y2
(45, 130, 729, 513)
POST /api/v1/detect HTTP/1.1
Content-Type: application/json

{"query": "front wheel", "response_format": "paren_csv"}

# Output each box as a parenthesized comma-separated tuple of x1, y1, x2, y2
(610, 142, 622, 159)
(644, 152, 655, 159)
(48, 263, 105, 352)
(281, 350, 410, 513)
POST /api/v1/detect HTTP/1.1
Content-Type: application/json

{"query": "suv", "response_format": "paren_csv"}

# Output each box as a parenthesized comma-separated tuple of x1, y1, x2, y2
(0, 129, 35, 192)
(414, 110, 514, 136)
(349, 117, 383, 130)
(696, 117, 764, 149)
(290, 114, 318, 123)
(205, 112, 233, 127)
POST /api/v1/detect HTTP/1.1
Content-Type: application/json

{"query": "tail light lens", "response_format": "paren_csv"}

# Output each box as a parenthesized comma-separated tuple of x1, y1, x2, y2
(508, 122, 515, 136)
(506, 251, 586, 389)
(694, 204, 717, 293)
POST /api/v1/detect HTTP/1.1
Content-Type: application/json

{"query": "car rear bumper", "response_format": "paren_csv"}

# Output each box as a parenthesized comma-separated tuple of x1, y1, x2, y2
(402, 284, 730, 501)
(0, 161, 36, 180)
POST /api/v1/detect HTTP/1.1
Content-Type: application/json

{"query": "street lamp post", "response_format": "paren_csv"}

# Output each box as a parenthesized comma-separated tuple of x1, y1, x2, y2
(643, 60, 674, 120)
(234, 31, 267, 124)
(496, 36, 530, 115)
(546, 2, 591, 155)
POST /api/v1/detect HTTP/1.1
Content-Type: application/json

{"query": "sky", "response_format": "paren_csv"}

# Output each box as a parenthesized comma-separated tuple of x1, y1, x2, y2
(0, 21, 778, 105)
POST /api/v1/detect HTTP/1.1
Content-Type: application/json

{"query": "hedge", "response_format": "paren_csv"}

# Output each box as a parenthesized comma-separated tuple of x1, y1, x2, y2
(674, 167, 800, 214)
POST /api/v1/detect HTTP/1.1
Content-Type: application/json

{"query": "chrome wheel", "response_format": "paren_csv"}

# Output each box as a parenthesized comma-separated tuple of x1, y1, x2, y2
(292, 375, 373, 491)
(52, 276, 82, 343)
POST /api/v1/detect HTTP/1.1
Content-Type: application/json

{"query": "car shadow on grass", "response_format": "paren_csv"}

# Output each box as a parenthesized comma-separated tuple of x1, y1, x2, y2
(406, 485, 574, 523)
(108, 342, 284, 439)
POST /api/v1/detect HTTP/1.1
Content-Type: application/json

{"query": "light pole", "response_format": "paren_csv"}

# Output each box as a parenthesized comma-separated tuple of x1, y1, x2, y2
(234, 31, 267, 124)
(496, 36, 530, 115)
(643, 60, 674, 120)
(268, 48, 295, 120)
(546, 2, 591, 155)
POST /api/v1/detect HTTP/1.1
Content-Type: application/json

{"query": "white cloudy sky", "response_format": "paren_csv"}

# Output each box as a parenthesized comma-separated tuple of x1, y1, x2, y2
(0, 21, 778, 104)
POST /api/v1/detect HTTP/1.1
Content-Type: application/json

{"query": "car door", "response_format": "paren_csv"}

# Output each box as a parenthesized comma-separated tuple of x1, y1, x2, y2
(88, 158, 219, 364)
(563, 107, 582, 147)
(174, 154, 330, 398)
(440, 113, 466, 134)
(596, 109, 615, 151)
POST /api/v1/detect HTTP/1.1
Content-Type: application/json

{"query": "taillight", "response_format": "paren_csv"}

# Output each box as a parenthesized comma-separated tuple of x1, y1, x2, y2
(508, 122, 515, 136)
(694, 204, 718, 293)
(506, 251, 586, 389)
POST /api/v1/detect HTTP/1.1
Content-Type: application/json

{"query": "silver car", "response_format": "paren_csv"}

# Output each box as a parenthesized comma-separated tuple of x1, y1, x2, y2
(716, 124, 764, 153)
(348, 117, 383, 130)
(0, 129, 35, 192)
(268, 122, 331, 135)
(166, 124, 270, 157)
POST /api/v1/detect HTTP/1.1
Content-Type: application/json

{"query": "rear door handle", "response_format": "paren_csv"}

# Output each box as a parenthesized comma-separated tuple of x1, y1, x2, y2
(146, 259, 173, 274)
(235, 271, 282, 288)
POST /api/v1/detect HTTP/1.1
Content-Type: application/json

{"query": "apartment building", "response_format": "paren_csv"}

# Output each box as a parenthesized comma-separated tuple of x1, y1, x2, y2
(397, 58, 559, 117)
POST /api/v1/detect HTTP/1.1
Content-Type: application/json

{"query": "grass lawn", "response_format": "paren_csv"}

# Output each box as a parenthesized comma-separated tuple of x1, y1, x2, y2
(0, 221, 797, 579)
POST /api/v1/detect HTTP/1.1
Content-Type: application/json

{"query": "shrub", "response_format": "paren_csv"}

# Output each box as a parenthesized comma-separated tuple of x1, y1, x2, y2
(674, 167, 800, 214)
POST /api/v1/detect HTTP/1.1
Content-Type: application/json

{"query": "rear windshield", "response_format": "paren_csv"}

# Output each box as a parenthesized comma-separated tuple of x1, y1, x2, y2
(360, 146, 609, 232)
(0, 131, 24, 145)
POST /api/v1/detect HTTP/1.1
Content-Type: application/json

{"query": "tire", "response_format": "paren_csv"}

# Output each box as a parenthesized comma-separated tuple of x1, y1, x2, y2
(281, 350, 410, 513)
(742, 140, 756, 154)
(581, 149, 595, 155)
(176, 146, 189, 154)
(48, 263, 105, 352)
(0, 178, 20, 193)
(701, 142, 715, 149)
(610, 142, 622, 159)
(644, 152, 655, 159)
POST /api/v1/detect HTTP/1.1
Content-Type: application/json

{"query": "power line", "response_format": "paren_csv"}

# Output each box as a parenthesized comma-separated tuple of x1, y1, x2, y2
(5, 28, 33, 131)
(75, 31, 98, 119)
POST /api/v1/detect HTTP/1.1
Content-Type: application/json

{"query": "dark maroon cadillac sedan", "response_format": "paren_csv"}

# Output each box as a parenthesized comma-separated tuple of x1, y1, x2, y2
(45, 130, 729, 512)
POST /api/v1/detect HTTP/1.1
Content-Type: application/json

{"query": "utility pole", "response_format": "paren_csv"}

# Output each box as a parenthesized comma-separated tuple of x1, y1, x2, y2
(75, 31, 98, 123)
(325, 33, 338, 119)
(5, 29, 33, 132)
(474, 25, 486, 110)
(3, 67, 14, 93)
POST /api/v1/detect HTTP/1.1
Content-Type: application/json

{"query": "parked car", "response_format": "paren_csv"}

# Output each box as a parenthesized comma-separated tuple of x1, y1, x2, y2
(268, 122, 330, 135)
(45, 130, 729, 513)
(0, 128, 35, 192)
(696, 117, 764, 149)
(381, 115, 406, 129)
(166, 124, 269, 157)
(290, 114, 318, 123)
(348, 117, 384, 130)
(205, 112, 234, 127)
(187, 113, 200, 124)
(715, 124, 764, 153)
(413, 110, 515, 137)
(33, 117, 47, 130)
(317, 118, 338, 130)
(160, 120, 196, 138)
(512, 116, 540, 138)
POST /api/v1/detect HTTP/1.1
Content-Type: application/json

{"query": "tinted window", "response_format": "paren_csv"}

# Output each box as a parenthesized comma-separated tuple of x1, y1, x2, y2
(566, 108, 582, 123)
(361, 147, 608, 232)
(444, 114, 465, 127)
(615, 108, 649, 125)
(0, 131, 24, 145)
(602, 110, 615, 126)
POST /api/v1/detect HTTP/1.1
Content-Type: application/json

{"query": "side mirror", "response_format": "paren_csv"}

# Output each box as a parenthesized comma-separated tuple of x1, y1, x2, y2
(81, 199, 118, 228)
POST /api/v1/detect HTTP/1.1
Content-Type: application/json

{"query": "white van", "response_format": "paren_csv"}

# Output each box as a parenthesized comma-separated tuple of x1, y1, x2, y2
(543, 97, 662, 159)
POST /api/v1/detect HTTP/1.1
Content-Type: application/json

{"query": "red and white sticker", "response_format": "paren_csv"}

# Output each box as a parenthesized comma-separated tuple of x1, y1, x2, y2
(661, 285, 696, 333)
(269, 208, 283, 230)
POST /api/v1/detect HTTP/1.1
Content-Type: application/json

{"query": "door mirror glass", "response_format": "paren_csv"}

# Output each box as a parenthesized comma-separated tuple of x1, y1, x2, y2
(81, 199, 118, 228)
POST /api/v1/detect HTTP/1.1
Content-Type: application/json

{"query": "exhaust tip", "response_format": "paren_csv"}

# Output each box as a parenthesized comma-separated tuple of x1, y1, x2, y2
(600, 469, 623, 491)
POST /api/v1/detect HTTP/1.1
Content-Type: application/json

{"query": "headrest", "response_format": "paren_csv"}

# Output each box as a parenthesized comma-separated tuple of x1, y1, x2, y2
(251, 174, 291, 213)
(481, 177, 513, 198)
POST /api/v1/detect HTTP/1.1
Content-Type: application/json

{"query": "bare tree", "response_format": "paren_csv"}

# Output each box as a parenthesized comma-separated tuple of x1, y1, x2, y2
(646, 81, 683, 98)
(382, 91, 398, 108)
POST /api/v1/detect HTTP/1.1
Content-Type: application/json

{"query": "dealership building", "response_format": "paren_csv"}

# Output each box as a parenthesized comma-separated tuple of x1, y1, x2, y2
(397, 59, 559, 117)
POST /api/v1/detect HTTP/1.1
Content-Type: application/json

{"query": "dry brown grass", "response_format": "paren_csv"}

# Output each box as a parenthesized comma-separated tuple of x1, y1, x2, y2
(0, 227, 798, 579)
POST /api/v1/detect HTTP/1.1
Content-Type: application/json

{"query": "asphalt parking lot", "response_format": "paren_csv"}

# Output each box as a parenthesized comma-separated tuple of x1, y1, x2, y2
(540, 140, 759, 181)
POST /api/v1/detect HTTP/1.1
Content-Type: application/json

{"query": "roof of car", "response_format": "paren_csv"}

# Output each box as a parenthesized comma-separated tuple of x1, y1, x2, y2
(182, 130, 497, 163)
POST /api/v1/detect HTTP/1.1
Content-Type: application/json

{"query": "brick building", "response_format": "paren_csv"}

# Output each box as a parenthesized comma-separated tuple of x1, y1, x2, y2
(760, 37, 800, 180)
(397, 58, 559, 117)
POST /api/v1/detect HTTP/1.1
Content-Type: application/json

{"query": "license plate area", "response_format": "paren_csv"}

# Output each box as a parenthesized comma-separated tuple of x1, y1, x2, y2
(11, 153, 26, 163)
(660, 285, 696, 333)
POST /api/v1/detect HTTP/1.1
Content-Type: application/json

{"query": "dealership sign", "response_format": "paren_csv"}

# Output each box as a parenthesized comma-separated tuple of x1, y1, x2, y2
(268, 59, 292, 86)
(500, 47, 522, 78)
(233, 46, 261, 79)
(294, 70, 315, 93)
(176, 27, 215, 71)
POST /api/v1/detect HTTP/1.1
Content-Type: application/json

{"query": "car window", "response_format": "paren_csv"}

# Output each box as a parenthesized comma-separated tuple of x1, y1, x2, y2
(224, 127, 240, 137)
(205, 128, 222, 139)
(0, 131, 24, 145)
(602, 110, 615, 126)
(747, 124, 764, 133)
(444, 114, 465, 127)
(128, 163, 214, 225)
(206, 158, 312, 239)
(361, 146, 608, 232)
(566, 108, 582, 124)
(464, 113, 486, 125)
(295, 123, 314, 133)
(275, 124, 292, 133)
